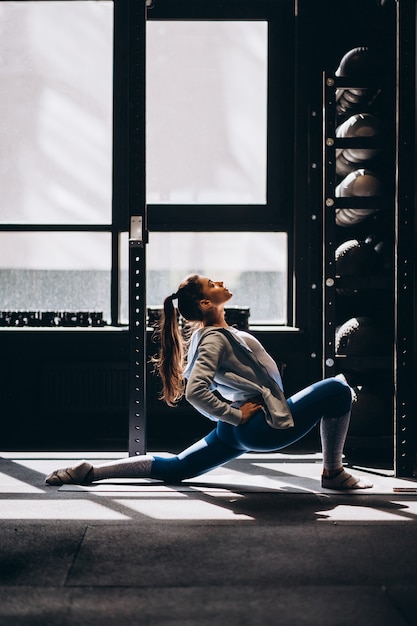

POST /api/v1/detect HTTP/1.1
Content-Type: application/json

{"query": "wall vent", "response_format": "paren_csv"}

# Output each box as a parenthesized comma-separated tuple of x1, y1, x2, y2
(41, 363, 129, 411)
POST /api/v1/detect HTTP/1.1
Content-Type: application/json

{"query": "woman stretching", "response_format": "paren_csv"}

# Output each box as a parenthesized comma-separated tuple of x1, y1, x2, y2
(46, 274, 372, 490)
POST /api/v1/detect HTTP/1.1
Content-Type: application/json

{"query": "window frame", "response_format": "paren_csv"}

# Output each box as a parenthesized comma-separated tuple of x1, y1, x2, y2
(0, 0, 121, 324)
(0, 0, 295, 327)
(145, 0, 295, 234)
(144, 0, 295, 328)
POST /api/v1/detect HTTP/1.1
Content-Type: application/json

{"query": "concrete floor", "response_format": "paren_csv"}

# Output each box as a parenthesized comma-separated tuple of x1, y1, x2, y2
(1, 450, 417, 626)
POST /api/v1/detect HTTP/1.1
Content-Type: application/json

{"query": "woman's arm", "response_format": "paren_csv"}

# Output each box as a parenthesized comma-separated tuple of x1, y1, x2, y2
(185, 335, 243, 426)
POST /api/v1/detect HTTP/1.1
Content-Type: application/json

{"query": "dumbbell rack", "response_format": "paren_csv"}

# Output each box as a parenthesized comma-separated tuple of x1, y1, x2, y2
(322, 70, 405, 473)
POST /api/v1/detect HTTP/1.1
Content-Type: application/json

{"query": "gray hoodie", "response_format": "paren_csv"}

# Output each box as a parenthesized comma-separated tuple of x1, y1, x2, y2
(184, 326, 294, 429)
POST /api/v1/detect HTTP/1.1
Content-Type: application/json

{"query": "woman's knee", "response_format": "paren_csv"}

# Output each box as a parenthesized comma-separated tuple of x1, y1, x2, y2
(323, 377, 353, 417)
(288, 376, 353, 421)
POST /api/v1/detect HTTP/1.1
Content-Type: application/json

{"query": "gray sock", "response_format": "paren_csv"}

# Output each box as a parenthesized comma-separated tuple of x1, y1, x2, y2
(92, 455, 154, 481)
(320, 412, 350, 471)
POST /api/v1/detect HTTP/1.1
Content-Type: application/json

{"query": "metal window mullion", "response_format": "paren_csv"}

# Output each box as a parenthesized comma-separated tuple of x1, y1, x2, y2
(129, 234, 147, 456)
(110, 230, 120, 326)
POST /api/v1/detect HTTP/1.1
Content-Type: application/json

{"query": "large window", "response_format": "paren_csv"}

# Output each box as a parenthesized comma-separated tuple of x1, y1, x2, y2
(0, 1, 114, 322)
(0, 1, 113, 225)
(0, 0, 293, 327)
(146, 21, 268, 205)
(144, 5, 292, 325)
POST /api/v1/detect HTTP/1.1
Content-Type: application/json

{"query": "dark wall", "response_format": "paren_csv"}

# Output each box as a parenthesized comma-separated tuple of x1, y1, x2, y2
(1, 328, 310, 452)
(1, 330, 129, 451)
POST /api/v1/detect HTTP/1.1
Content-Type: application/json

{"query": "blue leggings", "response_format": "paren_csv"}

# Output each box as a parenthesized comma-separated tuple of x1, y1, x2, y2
(151, 377, 352, 483)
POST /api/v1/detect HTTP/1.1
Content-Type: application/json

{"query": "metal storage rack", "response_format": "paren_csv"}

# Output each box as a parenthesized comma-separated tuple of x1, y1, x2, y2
(322, 10, 416, 477)
(322, 64, 397, 467)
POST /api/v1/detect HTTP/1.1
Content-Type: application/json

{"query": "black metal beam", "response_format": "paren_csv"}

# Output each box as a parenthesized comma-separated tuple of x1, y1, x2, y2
(394, 0, 416, 477)
(128, 0, 148, 457)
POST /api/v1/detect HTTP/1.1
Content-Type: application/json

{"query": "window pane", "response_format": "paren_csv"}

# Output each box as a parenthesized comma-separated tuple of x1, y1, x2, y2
(120, 232, 287, 325)
(146, 21, 267, 205)
(0, 232, 111, 322)
(0, 1, 113, 225)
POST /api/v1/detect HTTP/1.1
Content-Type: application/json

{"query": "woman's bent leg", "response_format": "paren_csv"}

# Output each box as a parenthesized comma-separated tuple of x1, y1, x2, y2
(233, 377, 352, 452)
(320, 412, 350, 471)
(231, 377, 372, 490)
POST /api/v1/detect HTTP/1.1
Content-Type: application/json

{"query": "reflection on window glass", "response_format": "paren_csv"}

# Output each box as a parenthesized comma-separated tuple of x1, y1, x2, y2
(120, 232, 287, 325)
(0, 2, 113, 224)
(0, 232, 111, 321)
(146, 21, 267, 205)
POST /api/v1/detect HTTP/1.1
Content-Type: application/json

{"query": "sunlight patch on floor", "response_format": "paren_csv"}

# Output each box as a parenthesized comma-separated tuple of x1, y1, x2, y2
(0, 472, 44, 494)
(0, 500, 129, 520)
(316, 502, 417, 522)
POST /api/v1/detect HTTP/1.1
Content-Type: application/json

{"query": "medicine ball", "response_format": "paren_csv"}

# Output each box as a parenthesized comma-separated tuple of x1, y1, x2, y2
(335, 114, 381, 176)
(335, 47, 379, 118)
(335, 153, 360, 177)
(335, 169, 382, 227)
(335, 238, 381, 277)
(336, 47, 376, 78)
(335, 238, 382, 306)
(335, 316, 383, 355)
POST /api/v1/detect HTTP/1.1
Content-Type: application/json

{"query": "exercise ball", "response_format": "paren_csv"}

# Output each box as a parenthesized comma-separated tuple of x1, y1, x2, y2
(335, 316, 384, 355)
(335, 169, 382, 227)
(336, 47, 376, 78)
(335, 114, 381, 176)
(335, 152, 360, 177)
(335, 239, 382, 300)
(335, 238, 381, 277)
(335, 47, 379, 118)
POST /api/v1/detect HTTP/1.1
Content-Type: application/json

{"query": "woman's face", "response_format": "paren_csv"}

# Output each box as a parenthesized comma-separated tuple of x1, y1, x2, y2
(199, 276, 233, 305)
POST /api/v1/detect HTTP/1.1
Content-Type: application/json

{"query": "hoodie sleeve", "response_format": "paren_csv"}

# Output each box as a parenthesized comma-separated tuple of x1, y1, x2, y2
(185, 333, 243, 426)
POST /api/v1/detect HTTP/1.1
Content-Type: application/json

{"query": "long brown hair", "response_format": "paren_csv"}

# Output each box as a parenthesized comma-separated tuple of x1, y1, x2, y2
(151, 274, 204, 406)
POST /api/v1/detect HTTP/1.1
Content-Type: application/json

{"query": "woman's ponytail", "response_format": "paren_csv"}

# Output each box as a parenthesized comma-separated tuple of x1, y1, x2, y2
(152, 293, 184, 406)
(151, 275, 204, 406)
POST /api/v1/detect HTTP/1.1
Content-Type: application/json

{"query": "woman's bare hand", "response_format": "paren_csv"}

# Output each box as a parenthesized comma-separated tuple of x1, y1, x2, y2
(239, 399, 264, 424)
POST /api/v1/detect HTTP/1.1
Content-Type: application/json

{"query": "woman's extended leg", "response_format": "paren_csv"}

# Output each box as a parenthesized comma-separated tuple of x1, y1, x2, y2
(45, 428, 246, 485)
